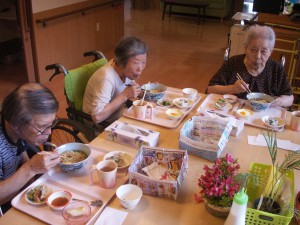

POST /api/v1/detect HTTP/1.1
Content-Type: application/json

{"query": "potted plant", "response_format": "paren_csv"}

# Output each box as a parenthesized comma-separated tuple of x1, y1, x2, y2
(254, 129, 300, 215)
(194, 153, 240, 217)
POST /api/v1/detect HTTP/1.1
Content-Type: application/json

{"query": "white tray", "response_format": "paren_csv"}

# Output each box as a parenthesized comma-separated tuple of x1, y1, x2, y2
(198, 94, 287, 131)
(11, 145, 129, 225)
(123, 87, 202, 128)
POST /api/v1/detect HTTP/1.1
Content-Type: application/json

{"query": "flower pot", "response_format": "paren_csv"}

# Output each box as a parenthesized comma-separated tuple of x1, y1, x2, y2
(253, 197, 281, 215)
(204, 200, 231, 218)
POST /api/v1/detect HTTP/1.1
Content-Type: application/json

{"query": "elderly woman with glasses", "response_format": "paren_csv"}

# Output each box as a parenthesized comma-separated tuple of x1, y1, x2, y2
(83, 36, 148, 125)
(207, 25, 294, 108)
(0, 83, 60, 214)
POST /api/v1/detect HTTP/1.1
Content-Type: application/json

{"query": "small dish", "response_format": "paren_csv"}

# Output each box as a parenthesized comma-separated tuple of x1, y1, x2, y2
(166, 108, 183, 120)
(173, 98, 194, 109)
(236, 109, 253, 119)
(214, 102, 232, 111)
(156, 99, 174, 108)
(47, 190, 72, 211)
(223, 94, 238, 104)
(103, 151, 134, 169)
(25, 184, 53, 205)
(62, 201, 91, 224)
(262, 116, 285, 130)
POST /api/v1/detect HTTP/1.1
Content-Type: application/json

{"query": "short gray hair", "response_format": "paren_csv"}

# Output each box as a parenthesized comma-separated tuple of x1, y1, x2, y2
(244, 25, 276, 51)
(1, 83, 58, 129)
(114, 36, 148, 67)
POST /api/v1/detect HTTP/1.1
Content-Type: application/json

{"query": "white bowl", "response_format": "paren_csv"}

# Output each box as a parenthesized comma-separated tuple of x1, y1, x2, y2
(223, 94, 238, 104)
(166, 108, 183, 120)
(57, 143, 91, 172)
(47, 190, 72, 211)
(116, 184, 143, 209)
(236, 109, 253, 120)
(182, 88, 198, 99)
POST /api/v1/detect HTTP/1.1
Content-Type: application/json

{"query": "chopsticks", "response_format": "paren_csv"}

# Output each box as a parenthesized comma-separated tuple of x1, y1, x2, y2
(236, 73, 256, 101)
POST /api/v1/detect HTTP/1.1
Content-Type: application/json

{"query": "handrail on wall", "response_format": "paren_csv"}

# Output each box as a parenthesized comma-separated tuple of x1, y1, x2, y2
(36, 0, 122, 27)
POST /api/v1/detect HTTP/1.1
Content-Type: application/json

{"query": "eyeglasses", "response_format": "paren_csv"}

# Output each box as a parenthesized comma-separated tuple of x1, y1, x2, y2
(28, 120, 57, 135)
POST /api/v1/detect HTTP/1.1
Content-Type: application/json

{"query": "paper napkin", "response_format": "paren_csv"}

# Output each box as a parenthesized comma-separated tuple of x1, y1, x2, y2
(94, 207, 128, 225)
(248, 134, 300, 151)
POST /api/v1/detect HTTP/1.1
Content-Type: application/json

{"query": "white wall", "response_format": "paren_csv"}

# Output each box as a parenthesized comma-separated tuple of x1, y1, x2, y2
(31, 0, 87, 13)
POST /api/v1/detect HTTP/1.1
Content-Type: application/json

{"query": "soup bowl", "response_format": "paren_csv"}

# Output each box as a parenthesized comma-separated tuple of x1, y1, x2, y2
(246, 92, 274, 112)
(57, 143, 91, 172)
(141, 83, 167, 101)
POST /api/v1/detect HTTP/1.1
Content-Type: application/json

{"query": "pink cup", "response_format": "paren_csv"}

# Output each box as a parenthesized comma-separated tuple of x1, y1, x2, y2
(132, 100, 153, 119)
(89, 160, 118, 189)
(291, 111, 300, 132)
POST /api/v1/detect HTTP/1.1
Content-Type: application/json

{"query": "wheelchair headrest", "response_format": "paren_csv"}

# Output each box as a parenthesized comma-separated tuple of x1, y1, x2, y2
(64, 58, 108, 111)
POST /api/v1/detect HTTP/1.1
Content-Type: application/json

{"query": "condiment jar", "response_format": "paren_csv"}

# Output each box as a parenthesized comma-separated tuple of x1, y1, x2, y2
(224, 188, 248, 225)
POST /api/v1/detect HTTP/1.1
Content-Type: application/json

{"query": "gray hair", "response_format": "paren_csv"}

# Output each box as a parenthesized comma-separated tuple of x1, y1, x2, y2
(114, 36, 148, 67)
(1, 83, 58, 129)
(244, 25, 276, 51)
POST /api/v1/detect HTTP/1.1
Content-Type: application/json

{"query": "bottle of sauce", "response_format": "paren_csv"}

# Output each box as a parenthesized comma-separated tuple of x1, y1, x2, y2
(224, 188, 248, 225)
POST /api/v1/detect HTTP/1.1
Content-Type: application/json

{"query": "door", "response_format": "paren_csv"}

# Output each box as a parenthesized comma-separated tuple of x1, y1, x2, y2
(17, 0, 36, 82)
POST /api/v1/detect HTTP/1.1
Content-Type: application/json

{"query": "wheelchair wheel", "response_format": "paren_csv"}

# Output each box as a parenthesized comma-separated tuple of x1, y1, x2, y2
(47, 118, 96, 147)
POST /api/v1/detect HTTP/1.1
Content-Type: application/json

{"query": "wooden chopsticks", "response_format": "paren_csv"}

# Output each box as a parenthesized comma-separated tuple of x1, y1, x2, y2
(236, 73, 256, 100)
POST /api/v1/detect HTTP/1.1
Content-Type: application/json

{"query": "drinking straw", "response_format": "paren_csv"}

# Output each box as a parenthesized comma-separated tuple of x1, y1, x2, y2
(141, 82, 150, 106)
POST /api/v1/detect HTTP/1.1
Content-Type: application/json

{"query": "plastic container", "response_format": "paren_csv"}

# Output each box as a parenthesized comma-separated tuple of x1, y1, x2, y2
(224, 188, 248, 225)
(245, 163, 294, 225)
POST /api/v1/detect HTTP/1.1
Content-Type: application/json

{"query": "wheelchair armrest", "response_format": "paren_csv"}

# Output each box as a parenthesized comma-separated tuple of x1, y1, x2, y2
(46, 63, 68, 81)
(83, 51, 106, 62)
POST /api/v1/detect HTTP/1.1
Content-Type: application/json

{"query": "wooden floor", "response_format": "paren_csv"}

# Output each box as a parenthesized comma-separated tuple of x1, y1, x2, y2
(0, 0, 232, 118)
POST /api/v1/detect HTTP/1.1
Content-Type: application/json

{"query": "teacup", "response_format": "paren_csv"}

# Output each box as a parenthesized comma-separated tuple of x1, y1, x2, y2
(291, 111, 300, 132)
(89, 160, 118, 189)
(132, 100, 153, 119)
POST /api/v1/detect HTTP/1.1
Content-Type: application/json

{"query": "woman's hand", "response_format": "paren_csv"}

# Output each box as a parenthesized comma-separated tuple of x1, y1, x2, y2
(233, 79, 250, 94)
(123, 82, 141, 99)
(29, 151, 60, 175)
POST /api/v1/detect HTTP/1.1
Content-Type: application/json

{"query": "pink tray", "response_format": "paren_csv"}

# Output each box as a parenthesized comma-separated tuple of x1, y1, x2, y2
(198, 94, 287, 131)
(123, 87, 202, 128)
(11, 145, 129, 225)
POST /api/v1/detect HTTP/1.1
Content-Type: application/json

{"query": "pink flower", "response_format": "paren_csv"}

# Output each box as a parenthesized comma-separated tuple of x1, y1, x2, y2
(195, 154, 240, 207)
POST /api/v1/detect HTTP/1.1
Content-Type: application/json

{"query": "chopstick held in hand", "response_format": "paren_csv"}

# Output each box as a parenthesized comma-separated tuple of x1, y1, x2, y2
(236, 73, 256, 100)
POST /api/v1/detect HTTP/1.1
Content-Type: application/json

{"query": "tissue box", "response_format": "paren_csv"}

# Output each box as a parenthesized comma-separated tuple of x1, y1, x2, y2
(104, 121, 159, 149)
(128, 147, 188, 200)
(179, 115, 233, 161)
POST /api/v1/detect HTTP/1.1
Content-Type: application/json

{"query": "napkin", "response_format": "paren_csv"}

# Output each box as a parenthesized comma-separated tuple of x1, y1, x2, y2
(248, 134, 300, 151)
(94, 207, 128, 225)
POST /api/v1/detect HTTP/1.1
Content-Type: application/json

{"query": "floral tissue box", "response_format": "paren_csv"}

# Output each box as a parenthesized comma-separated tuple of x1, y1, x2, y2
(104, 120, 160, 149)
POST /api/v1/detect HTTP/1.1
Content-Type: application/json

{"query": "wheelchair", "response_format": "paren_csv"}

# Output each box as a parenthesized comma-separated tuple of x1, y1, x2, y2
(45, 51, 109, 148)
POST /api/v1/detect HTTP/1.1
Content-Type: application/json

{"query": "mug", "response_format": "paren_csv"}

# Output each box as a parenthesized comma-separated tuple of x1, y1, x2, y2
(132, 100, 153, 119)
(89, 160, 118, 189)
(291, 111, 300, 132)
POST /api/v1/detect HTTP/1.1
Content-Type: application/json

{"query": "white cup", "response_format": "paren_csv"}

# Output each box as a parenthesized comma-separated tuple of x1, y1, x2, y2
(291, 111, 300, 132)
(182, 88, 198, 99)
(132, 100, 153, 119)
(89, 160, 118, 189)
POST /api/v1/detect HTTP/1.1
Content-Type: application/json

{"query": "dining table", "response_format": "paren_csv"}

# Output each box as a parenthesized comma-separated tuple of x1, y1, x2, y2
(0, 91, 299, 225)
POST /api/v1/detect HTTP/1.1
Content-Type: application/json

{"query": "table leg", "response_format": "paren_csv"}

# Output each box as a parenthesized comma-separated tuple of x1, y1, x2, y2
(198, 7, 200, 24)
(169, 4, 172, 18)
(203, 6, 206, 22)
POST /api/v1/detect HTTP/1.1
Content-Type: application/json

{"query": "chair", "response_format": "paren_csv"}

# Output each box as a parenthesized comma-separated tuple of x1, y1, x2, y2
(45, 51, 109, 146)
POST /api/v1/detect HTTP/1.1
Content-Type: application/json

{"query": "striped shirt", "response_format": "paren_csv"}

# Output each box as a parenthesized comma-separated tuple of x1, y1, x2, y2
(0, 125, 23, 180)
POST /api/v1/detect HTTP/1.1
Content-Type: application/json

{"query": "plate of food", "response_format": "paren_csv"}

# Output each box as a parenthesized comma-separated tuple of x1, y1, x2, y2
(214, 98, 232, 111)
(173, 98, 194, 109)
(25, 184, 53, 205)
(103, 151, 134, 169)
(156, 99, 174, 107)
(261, 116, 285, 130)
